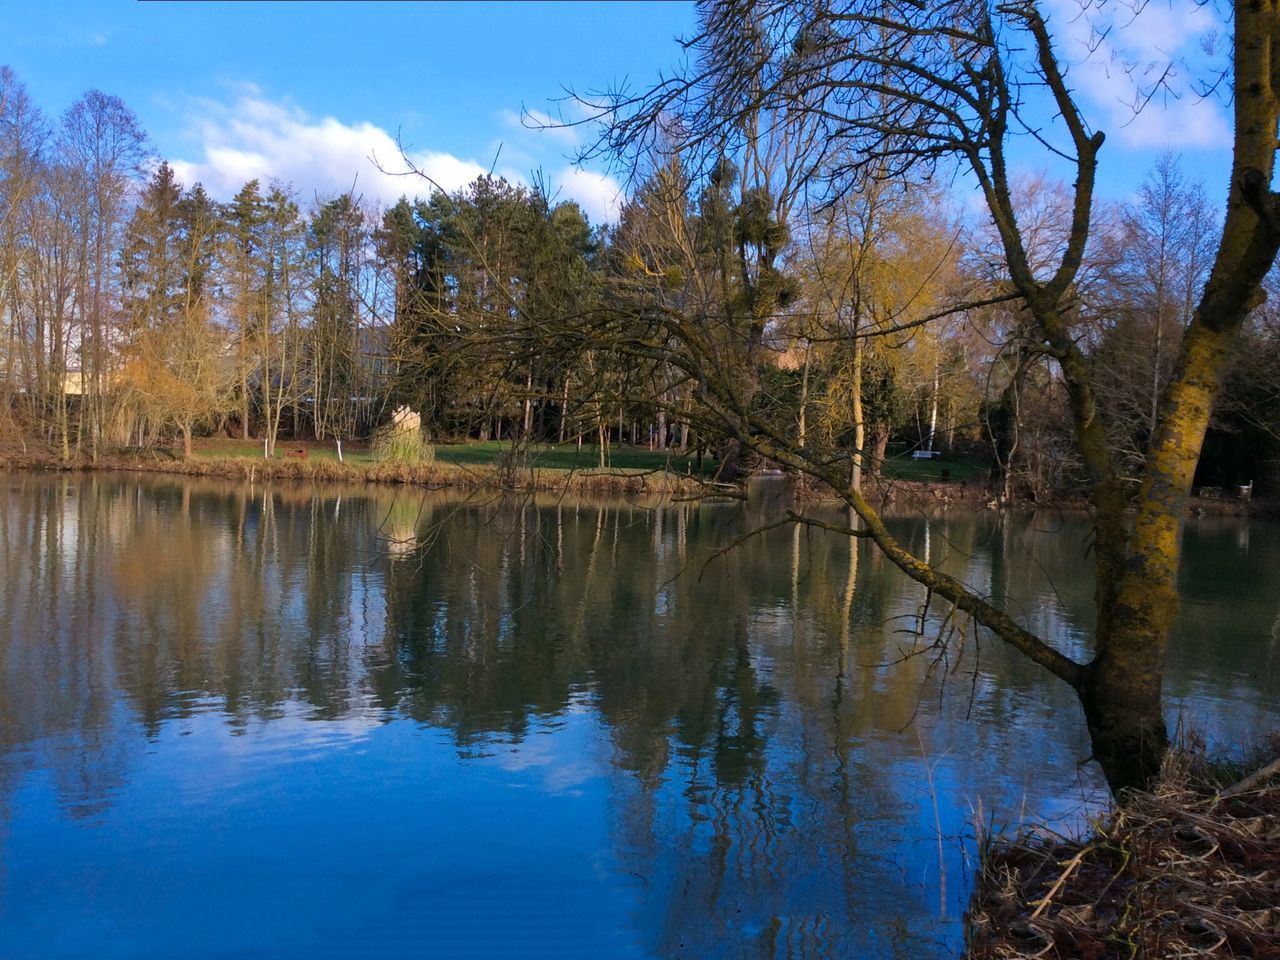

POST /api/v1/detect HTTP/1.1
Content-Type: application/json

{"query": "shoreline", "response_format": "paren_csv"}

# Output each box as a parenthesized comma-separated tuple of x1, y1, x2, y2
(964, 747, 1280, 959)
(2, 451, 1274, 518)
(796, 473, 1273, 519)
(0, 450, 720, 498)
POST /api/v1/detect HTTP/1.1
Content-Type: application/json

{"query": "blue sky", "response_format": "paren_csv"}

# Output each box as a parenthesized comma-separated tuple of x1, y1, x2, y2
(0, 0, 1233, 223)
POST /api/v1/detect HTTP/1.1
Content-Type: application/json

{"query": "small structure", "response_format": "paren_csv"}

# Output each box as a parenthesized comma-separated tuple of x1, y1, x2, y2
(390, 406, 421, 433)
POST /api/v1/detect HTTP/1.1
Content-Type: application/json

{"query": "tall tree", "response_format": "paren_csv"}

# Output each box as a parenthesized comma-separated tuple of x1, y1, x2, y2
(308, 192, 369, 446)
(224, 180, 267, 441)
(120, 171, 232, 457)
(58, 90, 148, 457)
(1092, 156, 1217, 470)
(0, 67, 49, 436)
(259, 184, 306, 453)
(793, 177, 964, 488)
(581, 0, 1280, 793)
(375, 194, 454, 430)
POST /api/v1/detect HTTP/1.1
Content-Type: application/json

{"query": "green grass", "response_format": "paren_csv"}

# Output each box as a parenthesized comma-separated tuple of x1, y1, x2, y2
(190, 440, 376, 465)
(433, 440, 715, 475)
(880, 453, 987, 483)
(186, 438, 984, 482)
(188, 438, 715, 475)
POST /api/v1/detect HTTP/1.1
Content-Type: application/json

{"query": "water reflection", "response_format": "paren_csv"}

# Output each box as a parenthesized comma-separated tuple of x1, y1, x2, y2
(0, 473, 1276, 959)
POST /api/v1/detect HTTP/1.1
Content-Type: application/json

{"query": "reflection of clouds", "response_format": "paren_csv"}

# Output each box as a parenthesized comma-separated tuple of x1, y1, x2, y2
(494, 747, 597, 794)
(159, 701, 390, 764)
(490, 710, 604, 796)
(156, 703, 392, 805)
(2, 475, 1277, 959)
(212, 702, 388, 751)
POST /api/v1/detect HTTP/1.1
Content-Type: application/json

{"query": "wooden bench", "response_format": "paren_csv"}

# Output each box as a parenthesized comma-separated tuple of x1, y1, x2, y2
(285, 447, 309, 460)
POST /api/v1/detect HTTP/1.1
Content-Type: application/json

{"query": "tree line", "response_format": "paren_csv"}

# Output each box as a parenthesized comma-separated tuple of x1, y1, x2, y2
(0, 69, 592, 461)
(5, 63, 1271, 489)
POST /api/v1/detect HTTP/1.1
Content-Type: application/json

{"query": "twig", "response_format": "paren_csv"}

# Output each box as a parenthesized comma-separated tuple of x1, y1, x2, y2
(1028, 846, 1087, 920)
(1221, 754, 1280, 798)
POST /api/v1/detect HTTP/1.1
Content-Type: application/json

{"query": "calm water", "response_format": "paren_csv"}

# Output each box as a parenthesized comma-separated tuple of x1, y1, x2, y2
(1, 474, 1276, 959)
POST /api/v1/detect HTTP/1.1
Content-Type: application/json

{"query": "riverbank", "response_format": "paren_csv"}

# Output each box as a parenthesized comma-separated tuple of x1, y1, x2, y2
(964, 746, 1280, 959)
(3, 442, 1275, 516)
(0, 447, 720, 498)
(795, 470, 1277, 518)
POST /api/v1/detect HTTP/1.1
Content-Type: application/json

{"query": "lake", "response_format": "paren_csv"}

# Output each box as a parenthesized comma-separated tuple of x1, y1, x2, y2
(1, 473, 1276, 959)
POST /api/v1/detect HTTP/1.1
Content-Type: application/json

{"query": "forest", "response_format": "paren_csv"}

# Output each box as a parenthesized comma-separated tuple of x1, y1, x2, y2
(1, 63, 1275, 493)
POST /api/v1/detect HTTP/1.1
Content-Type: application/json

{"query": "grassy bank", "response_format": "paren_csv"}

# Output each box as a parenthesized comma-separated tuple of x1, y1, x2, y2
(0, 441, 721, 498)
(6, 439, 1268, 515)
(183, 437, 717, 474)
(188, 438, 988, 482)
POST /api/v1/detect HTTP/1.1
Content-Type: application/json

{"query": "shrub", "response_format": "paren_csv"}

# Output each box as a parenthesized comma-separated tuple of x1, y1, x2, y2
(372, 422, 434, 466)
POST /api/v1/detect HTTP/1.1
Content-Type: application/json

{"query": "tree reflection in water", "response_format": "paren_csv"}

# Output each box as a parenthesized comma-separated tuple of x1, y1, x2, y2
(0, 473, 1276, 958)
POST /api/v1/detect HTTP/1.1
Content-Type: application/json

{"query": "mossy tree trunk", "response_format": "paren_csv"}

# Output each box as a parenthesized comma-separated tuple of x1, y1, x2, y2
(1077, 1, 1280, 793)
(828, 2, 1277, 795)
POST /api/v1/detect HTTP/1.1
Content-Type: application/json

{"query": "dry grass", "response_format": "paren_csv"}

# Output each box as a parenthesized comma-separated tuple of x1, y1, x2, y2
(965, 746, 1280, 959)
(371, 424, 435, 466)
(0, 450, 716, 497)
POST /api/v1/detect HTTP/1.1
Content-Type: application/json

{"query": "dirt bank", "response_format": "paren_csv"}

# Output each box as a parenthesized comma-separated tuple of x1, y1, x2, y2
(0, 450, 714, 498)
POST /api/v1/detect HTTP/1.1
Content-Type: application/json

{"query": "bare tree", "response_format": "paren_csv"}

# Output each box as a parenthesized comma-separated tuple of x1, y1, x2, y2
(1091, 155, 1217, 470)
(58, 90, 148, 458)
(0, 68, 49, 441)
(574, 0, 1280, 793)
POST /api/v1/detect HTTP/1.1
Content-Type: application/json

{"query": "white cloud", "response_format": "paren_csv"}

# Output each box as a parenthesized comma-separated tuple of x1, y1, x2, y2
(552, 166, 623, 224)
(1044, 0, 1230, 150)
(169, 88, 623, 221)
(170, 88, 499, 207)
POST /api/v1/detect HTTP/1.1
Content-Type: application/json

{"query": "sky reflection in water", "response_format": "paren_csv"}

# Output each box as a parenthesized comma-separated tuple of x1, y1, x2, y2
(0, 474, 1276, 959)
